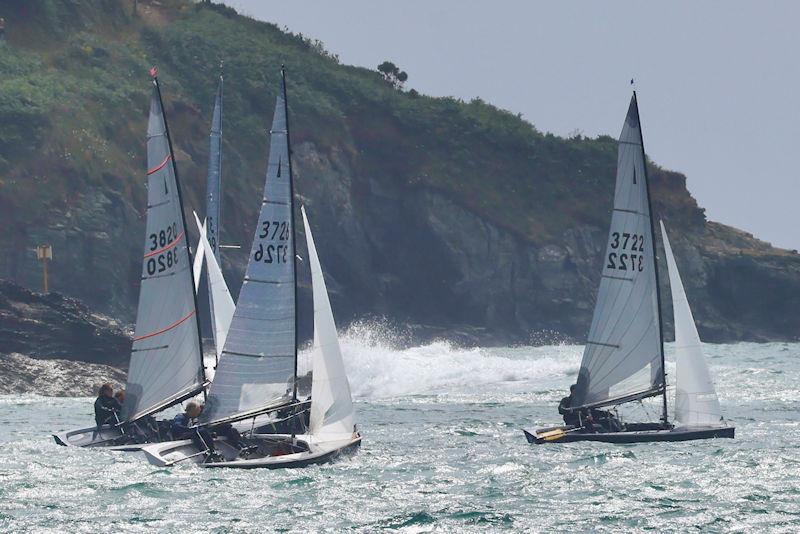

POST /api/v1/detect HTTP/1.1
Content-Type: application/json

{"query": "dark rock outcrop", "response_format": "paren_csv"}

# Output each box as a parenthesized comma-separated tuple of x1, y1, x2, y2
(0, 280, 130, 366)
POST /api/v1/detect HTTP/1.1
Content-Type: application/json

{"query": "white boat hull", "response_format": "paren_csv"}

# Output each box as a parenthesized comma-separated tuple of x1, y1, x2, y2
(142, 433, 361, 469)
(52, 425, 148, 451)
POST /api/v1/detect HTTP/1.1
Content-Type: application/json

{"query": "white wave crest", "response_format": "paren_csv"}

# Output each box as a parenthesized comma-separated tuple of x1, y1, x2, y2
(301, 322, 583, 400)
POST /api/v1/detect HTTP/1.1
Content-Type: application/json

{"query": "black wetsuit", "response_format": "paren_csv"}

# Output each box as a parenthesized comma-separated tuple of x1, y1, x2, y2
(558, 395, 580, 427)
(94, 396, 121, 427)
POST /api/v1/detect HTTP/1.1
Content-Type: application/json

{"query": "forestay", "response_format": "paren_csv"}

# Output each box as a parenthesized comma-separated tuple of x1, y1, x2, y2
(573, 94, 664, 409)
(660, 221, 723, 426)
(302, 207, 355, 440)
(123, 83, 205, 421)
(204, 84, 296, 423)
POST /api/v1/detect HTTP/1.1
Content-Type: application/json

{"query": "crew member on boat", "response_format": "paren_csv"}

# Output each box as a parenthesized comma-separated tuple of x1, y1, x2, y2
(558, 385, 581, 427)
(94, 383, 122, 427)
(171, 402, 247, 461)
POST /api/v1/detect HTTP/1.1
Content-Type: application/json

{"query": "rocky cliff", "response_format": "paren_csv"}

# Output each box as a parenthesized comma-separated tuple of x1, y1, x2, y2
(1, 0, 799, 346)
(0, 280, 128, 394)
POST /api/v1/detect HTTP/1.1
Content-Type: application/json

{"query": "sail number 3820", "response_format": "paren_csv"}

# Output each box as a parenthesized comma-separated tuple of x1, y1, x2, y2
(146, 223, 180, 275)
(607, 231, 644, 272)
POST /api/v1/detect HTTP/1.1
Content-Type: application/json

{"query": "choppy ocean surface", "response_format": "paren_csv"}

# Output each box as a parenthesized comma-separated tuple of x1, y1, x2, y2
(1, 328, 798, 533)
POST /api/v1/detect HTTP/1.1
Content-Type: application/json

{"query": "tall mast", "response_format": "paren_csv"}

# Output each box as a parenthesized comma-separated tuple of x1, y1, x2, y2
(152, 70, 208, 391)
(633, 91, 668, 425)
(281, 65, 300, 402)
(215, 63, 223, 263)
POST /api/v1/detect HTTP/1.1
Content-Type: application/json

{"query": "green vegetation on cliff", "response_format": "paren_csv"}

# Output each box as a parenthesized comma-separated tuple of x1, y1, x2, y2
(1, 0, 798, 344)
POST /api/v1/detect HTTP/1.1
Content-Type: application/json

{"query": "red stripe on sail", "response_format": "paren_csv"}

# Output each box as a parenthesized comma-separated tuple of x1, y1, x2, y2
(144, 231, 184, 258)
(133, 310, 195, 342)
(147, 154, 171, 175)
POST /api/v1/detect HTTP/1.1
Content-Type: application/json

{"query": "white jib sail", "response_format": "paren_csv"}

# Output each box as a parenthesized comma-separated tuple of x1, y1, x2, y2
(302, 206, 355, 440)
(660, 221, 723, 426)
(194, 212, 235, 360)
(193, 219, 206, 291)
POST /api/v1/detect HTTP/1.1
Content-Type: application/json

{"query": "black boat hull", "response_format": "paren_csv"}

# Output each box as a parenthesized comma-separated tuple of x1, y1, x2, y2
(524, 425, 734, 444)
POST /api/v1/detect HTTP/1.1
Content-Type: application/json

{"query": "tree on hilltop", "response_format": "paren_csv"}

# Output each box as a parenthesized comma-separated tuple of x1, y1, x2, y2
(378, 61, 408, 90)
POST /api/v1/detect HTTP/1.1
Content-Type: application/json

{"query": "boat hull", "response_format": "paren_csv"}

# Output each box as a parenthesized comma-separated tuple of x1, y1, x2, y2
(141, 433, 361, 469)
(52, 425, 147, 451)
(523, 425, 735, 444)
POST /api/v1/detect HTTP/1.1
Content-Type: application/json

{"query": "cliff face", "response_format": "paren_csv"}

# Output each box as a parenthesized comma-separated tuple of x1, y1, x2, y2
(1, 0, 799, 345)
(0, 280, 130, 366)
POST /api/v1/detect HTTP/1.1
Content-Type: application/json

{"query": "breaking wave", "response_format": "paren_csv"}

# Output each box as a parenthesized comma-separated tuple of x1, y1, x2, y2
(309, 322, 582, 400)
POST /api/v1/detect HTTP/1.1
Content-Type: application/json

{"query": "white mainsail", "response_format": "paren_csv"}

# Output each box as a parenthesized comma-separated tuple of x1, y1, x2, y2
(660, 221, 723, 426)
(123, 80, 206, 421)
(573, 94, 664, 409)
(204, 74, 297, 423)
(194, 213, 235, 360)
(302, 207, 355, 440)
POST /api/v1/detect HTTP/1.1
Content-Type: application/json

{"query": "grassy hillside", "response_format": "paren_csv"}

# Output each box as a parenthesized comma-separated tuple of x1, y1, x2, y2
(1, 0, 798, 343)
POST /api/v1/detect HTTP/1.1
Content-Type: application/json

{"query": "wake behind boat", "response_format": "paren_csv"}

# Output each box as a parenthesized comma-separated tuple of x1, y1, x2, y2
(143, 67, 360, 469)
(524, 93, 734, 445)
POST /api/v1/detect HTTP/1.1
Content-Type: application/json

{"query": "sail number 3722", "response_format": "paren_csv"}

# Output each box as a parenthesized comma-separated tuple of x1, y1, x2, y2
(607, 231, 644, 272)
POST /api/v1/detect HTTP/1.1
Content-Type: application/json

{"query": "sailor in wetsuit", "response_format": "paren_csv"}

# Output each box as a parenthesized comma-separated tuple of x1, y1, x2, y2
(558, 385, 581, 427)
(94, 383, 122, 427)
(171, 402, 247, 462)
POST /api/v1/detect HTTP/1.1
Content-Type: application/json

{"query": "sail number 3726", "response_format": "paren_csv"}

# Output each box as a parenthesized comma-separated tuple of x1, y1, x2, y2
(607, 231, 644, 272)
(254, 220, 291, 264)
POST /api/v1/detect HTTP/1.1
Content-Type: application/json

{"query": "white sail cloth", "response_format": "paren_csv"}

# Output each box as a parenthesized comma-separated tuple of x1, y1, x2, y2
(204, 89, 296, 423)
(124, 85, 205, 421)
(660, 221, 723, 426)
(194, 213, 235, 360)
(193, 218, 206, 290)
(302, 207, 355, 440)
(573, 95, 663, 408)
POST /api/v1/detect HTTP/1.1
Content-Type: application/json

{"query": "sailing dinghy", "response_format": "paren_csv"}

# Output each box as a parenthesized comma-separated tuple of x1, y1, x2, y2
(143, 206, 360, 468)
(142, 68, 359, 468)
(54, 71, 208, 449)
(524, 93, 733, 445)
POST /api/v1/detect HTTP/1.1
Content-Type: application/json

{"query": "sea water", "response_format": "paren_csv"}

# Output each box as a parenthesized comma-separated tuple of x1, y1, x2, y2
(0, 327, 798, 533)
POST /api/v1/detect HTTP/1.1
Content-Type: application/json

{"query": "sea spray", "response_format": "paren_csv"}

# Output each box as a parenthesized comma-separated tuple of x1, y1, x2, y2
(298, 321, 583, 400)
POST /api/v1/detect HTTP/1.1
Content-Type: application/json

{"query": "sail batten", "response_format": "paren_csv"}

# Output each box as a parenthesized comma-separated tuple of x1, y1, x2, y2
(123, 79, 205, 422)
(204, 73, 297, 423)
(572, 94, 664, 410)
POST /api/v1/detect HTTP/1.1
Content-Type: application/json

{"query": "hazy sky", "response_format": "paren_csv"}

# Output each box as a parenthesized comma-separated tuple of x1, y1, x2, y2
(221, 1, 800, 250)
